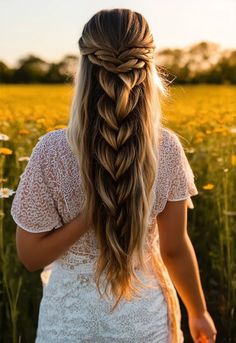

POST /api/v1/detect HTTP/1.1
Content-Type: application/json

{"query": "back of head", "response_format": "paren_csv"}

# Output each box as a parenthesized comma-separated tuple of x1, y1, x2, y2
(67, 8, 164, 311)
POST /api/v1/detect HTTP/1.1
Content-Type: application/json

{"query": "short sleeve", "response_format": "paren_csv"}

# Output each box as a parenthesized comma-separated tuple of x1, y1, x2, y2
(167, 132, 198, 208)
(10, 134, 63, 233)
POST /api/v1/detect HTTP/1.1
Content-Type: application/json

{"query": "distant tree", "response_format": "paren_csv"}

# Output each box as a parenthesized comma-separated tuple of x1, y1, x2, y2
(217, 50, 236, 84)
(156, 41, 227, 84)
(187, 42, 221, 83)
(44, 63, 65, 83)
(44, 55, 78, 83)
(0, 61, 13, 83)
(58, 54, 78, 80)
(13, 55, 49, 83)
(156, 48, 191, 83)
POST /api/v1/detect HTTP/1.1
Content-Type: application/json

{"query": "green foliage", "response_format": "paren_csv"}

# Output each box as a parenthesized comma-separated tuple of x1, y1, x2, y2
(0, 54, 78, 84)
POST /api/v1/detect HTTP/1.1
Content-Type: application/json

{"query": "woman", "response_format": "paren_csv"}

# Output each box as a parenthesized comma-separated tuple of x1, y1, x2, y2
(11, 8, 217, 343)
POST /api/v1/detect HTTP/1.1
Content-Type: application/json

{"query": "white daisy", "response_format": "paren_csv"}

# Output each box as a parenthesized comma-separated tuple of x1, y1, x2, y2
(0, 188, 16, 198)
(18, 156, 30, 162)
(0, 133, 10, 141)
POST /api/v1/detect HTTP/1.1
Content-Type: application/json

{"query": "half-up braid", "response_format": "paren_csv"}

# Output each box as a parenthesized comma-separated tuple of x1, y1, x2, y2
(87, 47, 154, 73)
(66, 8, 164, 311)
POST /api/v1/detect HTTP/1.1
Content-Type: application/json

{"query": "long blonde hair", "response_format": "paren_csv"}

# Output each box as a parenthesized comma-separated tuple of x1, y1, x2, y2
(66, 8, 165, 311)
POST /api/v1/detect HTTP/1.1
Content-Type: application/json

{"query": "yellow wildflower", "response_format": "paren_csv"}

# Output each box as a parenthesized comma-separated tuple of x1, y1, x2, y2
(231, 155, 236, 166)
(19, 129, 30, 135)
(0, 148, 13, 155)
(213, 127, 225, 133)
(195, 137, 203, 143)
(195, 132, 205, 139)
(202, 183, 214, 190)
(195, 132, 204, 143)
(37, 118, 46, 124)
(46, 127, 54, 132)
(54, 124, 67, 130)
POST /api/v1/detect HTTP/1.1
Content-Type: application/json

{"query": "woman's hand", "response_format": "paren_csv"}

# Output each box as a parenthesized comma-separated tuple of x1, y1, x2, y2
(188, 311, 217, 343)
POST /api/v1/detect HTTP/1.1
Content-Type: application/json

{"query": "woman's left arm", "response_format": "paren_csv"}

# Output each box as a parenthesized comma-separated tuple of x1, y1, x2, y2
(157, 199, 217, 342)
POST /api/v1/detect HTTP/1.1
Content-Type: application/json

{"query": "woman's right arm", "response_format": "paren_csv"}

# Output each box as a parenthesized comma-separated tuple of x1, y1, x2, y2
(157, 199, 217, 343)
(16, 211, 90, 272)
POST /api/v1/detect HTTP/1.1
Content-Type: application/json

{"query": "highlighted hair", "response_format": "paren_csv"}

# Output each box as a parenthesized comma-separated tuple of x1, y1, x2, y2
(66, 8, 165, 311)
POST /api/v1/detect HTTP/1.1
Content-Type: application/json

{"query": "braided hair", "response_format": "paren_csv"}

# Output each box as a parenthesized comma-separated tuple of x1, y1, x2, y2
(66, 8, 164, 311)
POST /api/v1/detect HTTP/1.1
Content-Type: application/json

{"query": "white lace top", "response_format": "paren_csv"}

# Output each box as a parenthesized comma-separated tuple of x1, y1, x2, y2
(10, 127, 198, 343)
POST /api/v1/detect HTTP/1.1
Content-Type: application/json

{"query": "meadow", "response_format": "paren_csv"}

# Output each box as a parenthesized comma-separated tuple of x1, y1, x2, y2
(0, 84, 235, 342)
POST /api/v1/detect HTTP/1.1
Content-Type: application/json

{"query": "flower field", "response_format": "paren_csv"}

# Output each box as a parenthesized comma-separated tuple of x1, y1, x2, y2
(0, 84, 235, 342)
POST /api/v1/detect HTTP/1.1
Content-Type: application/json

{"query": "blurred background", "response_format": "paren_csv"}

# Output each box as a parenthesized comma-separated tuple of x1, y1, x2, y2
(0, 0, 235, 342)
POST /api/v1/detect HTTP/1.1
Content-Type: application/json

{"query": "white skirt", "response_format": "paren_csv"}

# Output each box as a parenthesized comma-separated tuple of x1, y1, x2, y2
(36, 261, 171, 343)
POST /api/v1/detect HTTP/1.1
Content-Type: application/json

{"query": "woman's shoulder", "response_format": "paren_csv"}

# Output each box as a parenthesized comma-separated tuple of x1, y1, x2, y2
(158, 126, 184, 161)
(37, 128, 67, 147)
(35, 128, 70, 158)
(159, 126, 182, 146)
(29, 128, 73, 175)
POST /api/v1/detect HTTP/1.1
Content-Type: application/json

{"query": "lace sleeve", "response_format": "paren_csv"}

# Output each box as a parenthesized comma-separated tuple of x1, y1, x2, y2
(10, 134, 63, 233)
(167, 132, 198, 208)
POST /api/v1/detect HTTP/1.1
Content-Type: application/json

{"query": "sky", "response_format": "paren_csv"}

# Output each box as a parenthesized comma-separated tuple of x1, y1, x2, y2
(0, 0, 236, 67)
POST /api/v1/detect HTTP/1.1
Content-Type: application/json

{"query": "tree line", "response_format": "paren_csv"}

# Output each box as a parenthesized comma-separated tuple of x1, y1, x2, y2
(0, 42, 235, 84)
